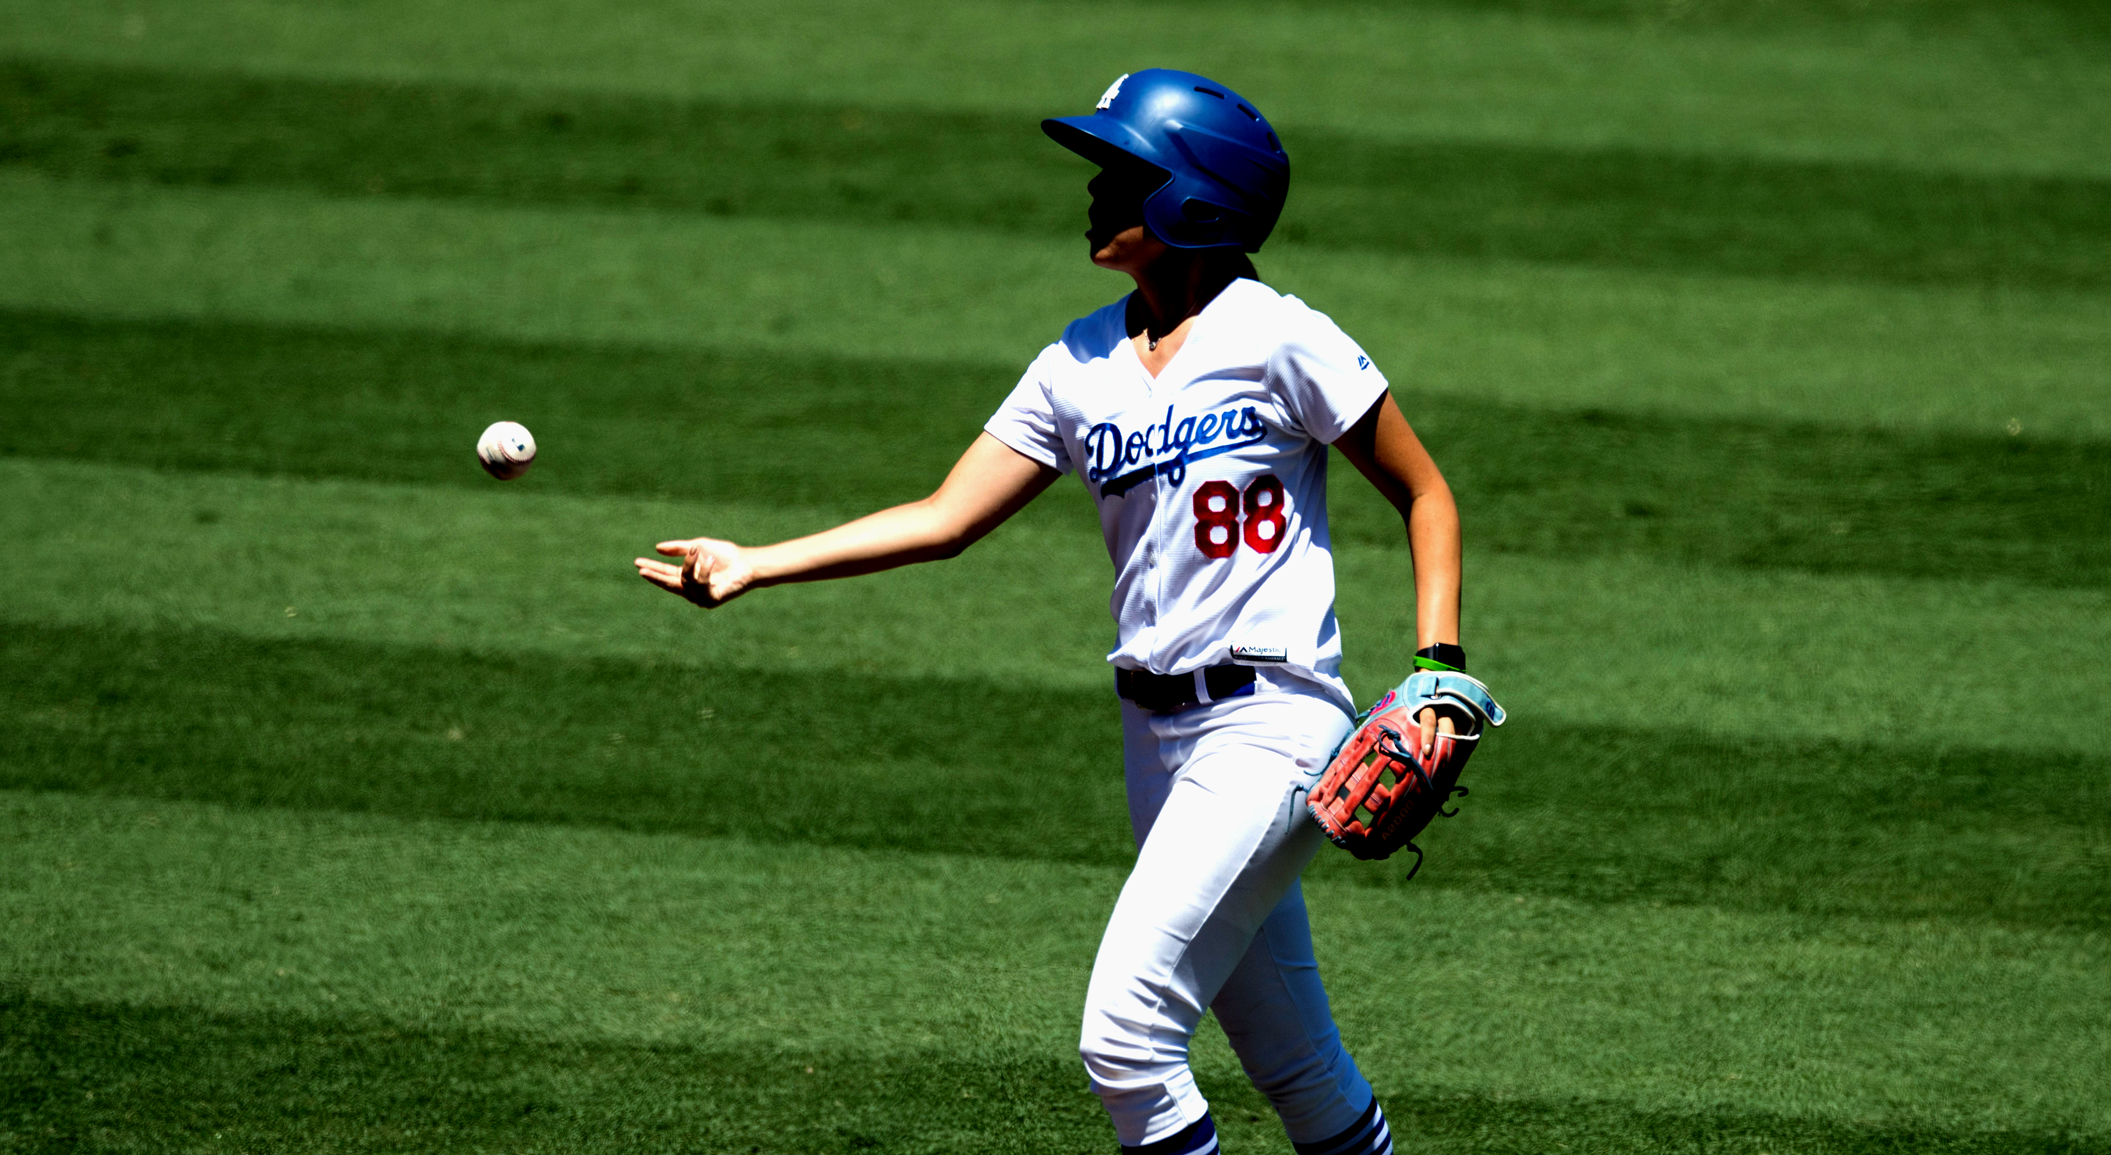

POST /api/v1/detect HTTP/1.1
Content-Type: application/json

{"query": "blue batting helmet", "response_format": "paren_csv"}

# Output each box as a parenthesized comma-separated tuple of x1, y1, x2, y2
(1043, 69, 1290, 253)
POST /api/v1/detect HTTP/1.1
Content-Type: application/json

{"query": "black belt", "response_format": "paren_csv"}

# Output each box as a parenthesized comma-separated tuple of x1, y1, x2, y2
(1115, 664, 1257, 713)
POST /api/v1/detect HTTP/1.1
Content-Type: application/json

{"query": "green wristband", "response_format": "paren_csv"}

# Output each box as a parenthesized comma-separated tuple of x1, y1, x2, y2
(1414, 643, 1467, 673)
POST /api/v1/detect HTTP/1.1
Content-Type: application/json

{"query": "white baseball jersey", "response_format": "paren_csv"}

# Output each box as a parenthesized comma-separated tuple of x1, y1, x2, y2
(984, 277, 1388, 712)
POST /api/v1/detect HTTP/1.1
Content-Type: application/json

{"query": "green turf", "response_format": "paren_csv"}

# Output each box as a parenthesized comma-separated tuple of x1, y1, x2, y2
(2, 0, 2107, 1147)
(0, 996, 1118, 1154)
(5, 619, 2105, 928)
(0, 310, 1008, 511)
(7, 171, 2110, 435)
(7, 995, 2102, 1155)
(5, 793, 2106, 1137)
(9, 58, 2109, 289)
(8, 457, 2110, 754)
(9, 0, 2109, 177)
(1292, 0, 2111, 38)
(7, 310, 2106, 588)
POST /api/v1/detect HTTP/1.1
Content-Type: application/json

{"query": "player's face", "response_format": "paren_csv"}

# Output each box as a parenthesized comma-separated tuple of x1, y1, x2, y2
(1087, 164, 1169, 273)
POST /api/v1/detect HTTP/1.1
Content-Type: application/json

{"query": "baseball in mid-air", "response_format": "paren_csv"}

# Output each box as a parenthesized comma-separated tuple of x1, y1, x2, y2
(476, 421, 537, 480)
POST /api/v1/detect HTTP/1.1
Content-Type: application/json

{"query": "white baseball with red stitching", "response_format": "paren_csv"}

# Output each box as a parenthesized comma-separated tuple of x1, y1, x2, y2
(476, 421, 537, 480)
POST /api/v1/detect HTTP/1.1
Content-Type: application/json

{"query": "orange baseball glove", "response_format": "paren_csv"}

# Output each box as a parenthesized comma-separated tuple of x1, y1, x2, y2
(1307, 671, 1506, 877)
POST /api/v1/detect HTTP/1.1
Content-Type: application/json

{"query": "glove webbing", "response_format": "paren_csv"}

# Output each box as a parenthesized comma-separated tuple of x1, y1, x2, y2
(1365, 723, 1474, 881)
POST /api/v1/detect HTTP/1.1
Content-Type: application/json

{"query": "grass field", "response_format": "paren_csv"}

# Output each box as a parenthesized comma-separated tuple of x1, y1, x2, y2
(3, 1, 2108, 1151)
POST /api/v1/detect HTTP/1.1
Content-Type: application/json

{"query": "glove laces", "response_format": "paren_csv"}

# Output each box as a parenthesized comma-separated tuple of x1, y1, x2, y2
(1370, 724, 1474, 881)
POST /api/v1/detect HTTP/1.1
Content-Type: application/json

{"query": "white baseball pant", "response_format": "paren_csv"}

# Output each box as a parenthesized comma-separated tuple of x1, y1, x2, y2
(1081, 675, 1384, 1152)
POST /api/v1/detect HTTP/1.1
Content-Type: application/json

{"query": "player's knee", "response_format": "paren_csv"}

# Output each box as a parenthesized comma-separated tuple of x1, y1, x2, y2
(1245, 1034, 1344, 1094)
(1078, 990, 1119, 1063)
(1077, 1026, 1135, 1081)
(1078, 1016, 1172, 1088)
(1079, 1034, 1212, 1148)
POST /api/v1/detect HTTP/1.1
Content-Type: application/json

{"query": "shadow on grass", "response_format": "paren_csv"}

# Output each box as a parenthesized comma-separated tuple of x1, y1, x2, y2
(3, 990, 2101, 1155)
(7, 310, 2108, 589)
(4, 621, 2106, 928)
(7, 57, 2111, 290)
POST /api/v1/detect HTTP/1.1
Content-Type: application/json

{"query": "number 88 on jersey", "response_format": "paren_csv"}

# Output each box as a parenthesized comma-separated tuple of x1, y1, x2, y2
(1193, 474, 1287, 559)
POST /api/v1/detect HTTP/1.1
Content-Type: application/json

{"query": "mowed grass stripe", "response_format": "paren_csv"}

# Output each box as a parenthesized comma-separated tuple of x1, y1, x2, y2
(1356, 402, 2111, 589)
(7, 994, 2104, 1155)
(8, 311, 2108, 588)
(0, 997, 1114, 1155)
(9, 457, 2110, 755)
(8, 792, 2108, 1128)
(0, 310, 1005, 512)
(9, 0, 2108, 179)
(7, 58, 2111, 290)
(6, 620, 2105, 927)
(8, 171, 2108, 436)
(1255, 0, 2111, 37)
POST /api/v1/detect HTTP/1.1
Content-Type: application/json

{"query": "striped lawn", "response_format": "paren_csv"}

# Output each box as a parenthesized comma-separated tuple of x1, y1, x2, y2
(7, 792, 2107, 1150)
(7, 58, 2108, 290)
(3, 0, 2108, 1150)
(9, 0, 2110, 174)
(6, 458, 2110, 754)
(6, 173, 2110, 435)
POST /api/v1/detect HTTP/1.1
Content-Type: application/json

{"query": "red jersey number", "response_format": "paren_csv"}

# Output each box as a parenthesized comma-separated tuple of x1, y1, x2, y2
(1192, 480, 1241, 560)
(1193, 475, 1287, 560)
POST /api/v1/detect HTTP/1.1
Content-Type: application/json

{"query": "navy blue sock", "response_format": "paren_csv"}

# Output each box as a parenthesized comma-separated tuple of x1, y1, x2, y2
(1292, 1097, 1393, 1155)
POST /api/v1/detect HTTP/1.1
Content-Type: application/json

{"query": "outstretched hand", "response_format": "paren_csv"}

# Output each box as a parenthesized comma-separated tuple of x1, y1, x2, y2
(634, 537, 755, 608)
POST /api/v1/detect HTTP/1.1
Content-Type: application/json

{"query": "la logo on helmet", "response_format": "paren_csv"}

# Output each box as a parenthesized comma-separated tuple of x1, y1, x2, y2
(1096, 74, 1129, 110)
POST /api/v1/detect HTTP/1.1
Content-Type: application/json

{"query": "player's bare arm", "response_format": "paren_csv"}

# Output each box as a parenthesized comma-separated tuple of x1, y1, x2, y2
(633, 432, 1060, 607)
(1331, 391, 1465, 754)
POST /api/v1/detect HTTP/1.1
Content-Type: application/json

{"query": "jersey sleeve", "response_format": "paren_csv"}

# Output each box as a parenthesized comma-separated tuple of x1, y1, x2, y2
(982, 346, 1073, 473)
(1267, 309, 1391, 445)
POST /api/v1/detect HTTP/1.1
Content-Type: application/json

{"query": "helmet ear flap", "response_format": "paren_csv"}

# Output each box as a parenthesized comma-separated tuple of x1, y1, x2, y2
(1180, 199, 1224, 224)
(1145, 189, 1263, 251)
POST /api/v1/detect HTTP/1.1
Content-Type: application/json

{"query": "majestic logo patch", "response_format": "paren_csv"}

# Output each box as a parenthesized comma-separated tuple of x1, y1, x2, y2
(1097, 74, 1129, 111)
(1356, 355, 1372, 371)
(1230, 645, 1288, 664)
(1085, 404, 1269, 497)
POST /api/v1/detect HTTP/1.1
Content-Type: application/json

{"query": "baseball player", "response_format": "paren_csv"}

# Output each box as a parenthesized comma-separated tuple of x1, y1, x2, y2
(636, 69, 1462, 1155)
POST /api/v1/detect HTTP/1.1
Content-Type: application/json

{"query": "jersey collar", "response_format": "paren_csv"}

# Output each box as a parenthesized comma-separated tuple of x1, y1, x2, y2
(1119, 276, 1262, 388)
